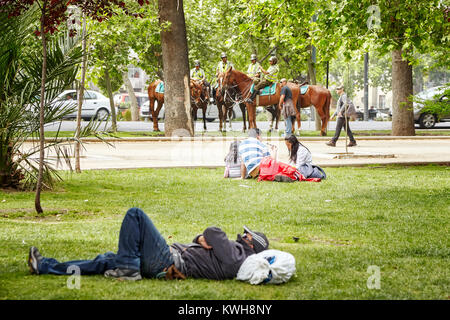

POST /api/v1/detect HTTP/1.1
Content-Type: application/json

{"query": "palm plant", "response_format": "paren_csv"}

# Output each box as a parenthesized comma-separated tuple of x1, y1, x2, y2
(0, 9, 112, 191)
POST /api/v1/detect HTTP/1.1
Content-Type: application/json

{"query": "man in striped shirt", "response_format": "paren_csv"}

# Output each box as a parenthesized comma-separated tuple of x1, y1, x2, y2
(238, 128, 272, 179)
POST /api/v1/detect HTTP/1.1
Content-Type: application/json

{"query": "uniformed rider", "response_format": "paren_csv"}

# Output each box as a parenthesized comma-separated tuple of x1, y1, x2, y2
(249, 56, 279, 101)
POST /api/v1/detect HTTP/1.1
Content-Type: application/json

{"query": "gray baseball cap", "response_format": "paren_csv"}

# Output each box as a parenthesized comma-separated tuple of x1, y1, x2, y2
(243, 225, 269, 253)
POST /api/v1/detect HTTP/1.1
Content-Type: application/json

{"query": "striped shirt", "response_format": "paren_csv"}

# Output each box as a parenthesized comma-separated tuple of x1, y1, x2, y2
(238, 137, 271, 176)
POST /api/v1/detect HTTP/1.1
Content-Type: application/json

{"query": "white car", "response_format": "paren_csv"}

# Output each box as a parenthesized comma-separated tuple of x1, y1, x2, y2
(57, 90, 114, 120)
(413, 86, 449, 128)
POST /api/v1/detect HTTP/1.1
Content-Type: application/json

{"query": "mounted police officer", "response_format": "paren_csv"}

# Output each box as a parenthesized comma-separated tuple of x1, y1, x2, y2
(212, 52, 234, 103)
(191, 60, 210, 100)
(246, 54, 261, 80)
(216, 52, 233, 77)
(249, 56, 279, 101)
(190, 60, 206, 82)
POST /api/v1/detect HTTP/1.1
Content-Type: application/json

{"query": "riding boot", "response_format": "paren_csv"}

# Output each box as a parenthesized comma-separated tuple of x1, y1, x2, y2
(249, 90, 258, 102)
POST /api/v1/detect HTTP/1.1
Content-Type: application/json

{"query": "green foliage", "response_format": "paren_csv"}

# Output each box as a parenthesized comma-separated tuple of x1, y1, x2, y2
(0, 10, 116, 190)
(123, 109, 132, 121)
(334, 0, 449, 65)
(0, 10, 82, 189)
(81, 0, 448, 93)
(87, 0, 162, 88)
(93, 71, 123, 96)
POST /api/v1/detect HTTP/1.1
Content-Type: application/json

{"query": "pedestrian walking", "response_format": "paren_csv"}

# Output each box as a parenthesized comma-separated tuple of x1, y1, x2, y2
(326, 85, 357, 147)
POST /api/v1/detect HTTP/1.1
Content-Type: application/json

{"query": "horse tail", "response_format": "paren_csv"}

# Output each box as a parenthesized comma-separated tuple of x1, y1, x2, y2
(325, 90, 331, 119)
(296, 84, 303, 111)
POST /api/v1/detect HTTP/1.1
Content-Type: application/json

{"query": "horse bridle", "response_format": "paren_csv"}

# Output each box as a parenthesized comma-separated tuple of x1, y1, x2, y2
(191, 82, 208, 108)
(223, 86, 243, 107)
(222, 73, 254, 105)
(219, 75, 244, 106)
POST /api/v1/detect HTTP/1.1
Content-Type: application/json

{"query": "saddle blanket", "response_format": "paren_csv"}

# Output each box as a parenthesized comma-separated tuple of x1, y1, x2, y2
(250, 83, 277, 95)
(300, 85, 309, 95)
(250, 84, 309, 95)
(156, 81, 164, 94)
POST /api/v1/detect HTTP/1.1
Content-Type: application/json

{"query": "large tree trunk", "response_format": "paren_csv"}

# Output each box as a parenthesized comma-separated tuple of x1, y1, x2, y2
(105, 68, 117, 132)
(391, 50, 415, 136)
(35, 3, 48, 214)
(75, 13, 87, 174)
(158, 0, 194, 137)
(122, 72, 139, 121)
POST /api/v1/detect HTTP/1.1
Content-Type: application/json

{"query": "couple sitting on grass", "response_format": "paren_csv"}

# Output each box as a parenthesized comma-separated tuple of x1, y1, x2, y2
(224, 128, 326, 182)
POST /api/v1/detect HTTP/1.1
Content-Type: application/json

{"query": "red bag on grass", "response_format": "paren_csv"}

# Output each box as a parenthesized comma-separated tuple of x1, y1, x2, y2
(257, 157, 321, 183)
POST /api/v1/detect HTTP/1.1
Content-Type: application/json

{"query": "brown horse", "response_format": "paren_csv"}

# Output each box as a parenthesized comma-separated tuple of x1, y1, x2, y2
(216, 73, 247, 132)
(222, 67, 300, 130)
(147, 79, 164, 131)
(190, 79, 209, 131)
(295, 85, 331, 135)
(223, 67, 330, 135)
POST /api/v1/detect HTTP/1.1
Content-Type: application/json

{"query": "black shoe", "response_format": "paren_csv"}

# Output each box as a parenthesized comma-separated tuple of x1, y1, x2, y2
(28, 246, 43, 275)
(347, 141, 357, 147)
(104, 268, 142, 281)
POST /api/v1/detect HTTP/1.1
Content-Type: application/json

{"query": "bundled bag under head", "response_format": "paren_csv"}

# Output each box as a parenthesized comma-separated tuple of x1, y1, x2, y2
(236, 249, 296, 285)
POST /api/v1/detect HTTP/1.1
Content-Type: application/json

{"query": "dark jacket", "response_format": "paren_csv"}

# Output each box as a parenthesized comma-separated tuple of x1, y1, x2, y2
(171, 227, 255, 280)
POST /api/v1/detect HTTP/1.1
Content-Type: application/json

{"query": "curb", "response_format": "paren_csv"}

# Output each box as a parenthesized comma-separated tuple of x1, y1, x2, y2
(27, 135, 450, 143)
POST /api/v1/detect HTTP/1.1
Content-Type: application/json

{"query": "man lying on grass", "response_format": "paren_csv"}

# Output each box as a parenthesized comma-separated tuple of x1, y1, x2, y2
(27, 207, 269, 281)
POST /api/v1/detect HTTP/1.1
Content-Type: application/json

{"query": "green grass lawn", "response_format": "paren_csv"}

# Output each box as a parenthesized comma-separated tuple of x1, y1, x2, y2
(0, 165, 449, 299)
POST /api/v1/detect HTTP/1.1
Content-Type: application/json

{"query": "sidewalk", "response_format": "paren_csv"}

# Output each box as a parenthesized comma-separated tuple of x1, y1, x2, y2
(29, 136, 450, 170)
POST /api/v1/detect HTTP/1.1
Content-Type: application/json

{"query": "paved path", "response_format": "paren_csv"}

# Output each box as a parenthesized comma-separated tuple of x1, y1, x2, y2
(28, 137, 450, 170)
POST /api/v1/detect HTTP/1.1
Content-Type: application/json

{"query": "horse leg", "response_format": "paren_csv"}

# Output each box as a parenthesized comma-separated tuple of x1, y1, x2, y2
(228, 108, 233, 130)
(217, 102, 223, 132)
(202, 105, 207, 131)
(318, 100, 330, 136)
(191, 106, 198, 125)
(222, 102, 228, 132)
(275, 105, 280, 130)
(320, 93, 331, 136)
(247, 103, 256, 129)
(267, 107, 274, 132)
(150, 98, 159, 131)
(320, 111, 328, 136)
(240, 104, 247, 132)
(296, 112, 301, 134)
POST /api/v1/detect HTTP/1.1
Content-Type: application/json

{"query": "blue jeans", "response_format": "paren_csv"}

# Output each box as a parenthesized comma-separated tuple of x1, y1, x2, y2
(285, 115, 296, 136)
(38, 208, 174, 278)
